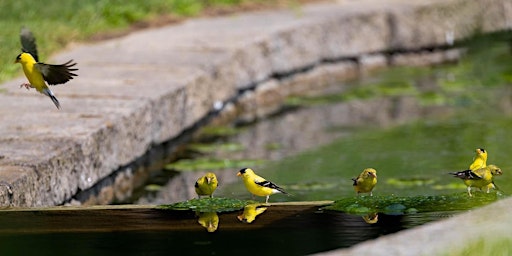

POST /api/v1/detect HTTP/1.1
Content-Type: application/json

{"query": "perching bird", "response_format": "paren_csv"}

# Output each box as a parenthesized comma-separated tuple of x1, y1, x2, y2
(194, 172, 218, 198)
(15, 27, 78, 109)
(469, 148, 487, 171)
(352, 168, 378, 196)
(237, 203, 268, 224)
(237, 168, 287, 203)
(450, 165, 502, 196)
(467, 148, 500, 192)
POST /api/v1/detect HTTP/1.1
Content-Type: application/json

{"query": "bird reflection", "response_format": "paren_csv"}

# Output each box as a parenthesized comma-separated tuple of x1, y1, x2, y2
(237, 203, 268, 224)
(362, 212, 379, 224)
(196, 212, 219, 232)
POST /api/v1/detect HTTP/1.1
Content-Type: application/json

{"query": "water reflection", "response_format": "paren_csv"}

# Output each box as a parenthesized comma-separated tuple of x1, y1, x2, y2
(196, 212, 219, 232)
(0, 203, 455, 255)
(362, 212, 379, 224)
(237, 203, 268, 224)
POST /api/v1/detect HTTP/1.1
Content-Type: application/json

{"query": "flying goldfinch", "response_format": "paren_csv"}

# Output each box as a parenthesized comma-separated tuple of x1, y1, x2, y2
(15, 27, 78, 109)
(450, 165, 502, 196)
(352, 168, 377, 196)
(469, 148, 487, 171)
(237, 168, 287, 203)
(194, 172, 218, 198)
(196, 212, 219, 233)
(237, 203, 268, 224)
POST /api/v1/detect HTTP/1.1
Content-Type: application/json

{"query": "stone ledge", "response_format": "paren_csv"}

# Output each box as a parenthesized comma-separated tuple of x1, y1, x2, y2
(0, 0, 510, 207)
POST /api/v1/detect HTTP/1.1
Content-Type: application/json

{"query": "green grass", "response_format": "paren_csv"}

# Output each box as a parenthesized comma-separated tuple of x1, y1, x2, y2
(445, 238, 512, 256)
(0, 0, 289, 84)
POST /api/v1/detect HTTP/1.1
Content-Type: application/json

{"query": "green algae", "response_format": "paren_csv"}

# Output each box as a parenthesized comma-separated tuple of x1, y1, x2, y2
(324, 193, 504, 214)
(164, 158, 264, 172)
(158, 197, 251, 212)
(188, 143, 245, 154)
(198, 125, 240, 138)
(386, 177, 436, 188)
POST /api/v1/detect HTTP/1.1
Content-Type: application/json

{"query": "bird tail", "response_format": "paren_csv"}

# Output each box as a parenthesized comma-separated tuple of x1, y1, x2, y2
(277, 187, 288, 195)
(43, 88, 60, 109)
(492, 181, 504, 193)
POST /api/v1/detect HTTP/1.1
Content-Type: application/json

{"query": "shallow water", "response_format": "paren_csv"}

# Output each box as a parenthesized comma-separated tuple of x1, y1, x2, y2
(61, 32, 510, 255)
(145, 40, 512, 204)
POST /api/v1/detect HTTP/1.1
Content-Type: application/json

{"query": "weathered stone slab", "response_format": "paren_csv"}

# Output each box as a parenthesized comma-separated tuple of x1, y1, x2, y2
(0, 0, 510, 207)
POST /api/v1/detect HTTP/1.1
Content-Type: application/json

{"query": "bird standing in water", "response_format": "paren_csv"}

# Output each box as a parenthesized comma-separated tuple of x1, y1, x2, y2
(194, 172, 218, 198)
(469, 148, 487, 171)
(352, 168, 378, 196)
(237, 168, 287, 203)
(450, 165, 502, 196)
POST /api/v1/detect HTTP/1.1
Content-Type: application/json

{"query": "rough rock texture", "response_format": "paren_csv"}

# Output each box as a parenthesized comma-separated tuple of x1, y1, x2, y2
(0, 0, 510, 207)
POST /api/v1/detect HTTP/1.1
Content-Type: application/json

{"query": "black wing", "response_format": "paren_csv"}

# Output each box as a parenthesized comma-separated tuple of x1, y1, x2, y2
(450, 170, 482, 180)
(20, 27, 39, 62)
(35, 60, 78, 85)
(351, 178, 358, 186)
(194, 181, 199, 188)
(255, 180, 287, 194)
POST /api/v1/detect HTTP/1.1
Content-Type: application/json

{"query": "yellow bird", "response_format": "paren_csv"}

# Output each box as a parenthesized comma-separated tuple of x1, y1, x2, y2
(237, 203, 268, 224)
(467, 148, 500, 192)
(362, 212, 379, 224)
(469, 148, 487, 171)
(196, 212, 219, 233)
(194, 172, 218, 198)
(352, 168, 378, 196)
(237, 168, 287, 203)
(15, 27, 78, 109)
(450, 165, 502, 196)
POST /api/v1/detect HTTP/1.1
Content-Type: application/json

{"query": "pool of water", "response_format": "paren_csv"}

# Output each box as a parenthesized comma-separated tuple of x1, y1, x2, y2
(140, 32, 512, 205)
(14, 32, 510, 255)
(0, 205, 458, 255)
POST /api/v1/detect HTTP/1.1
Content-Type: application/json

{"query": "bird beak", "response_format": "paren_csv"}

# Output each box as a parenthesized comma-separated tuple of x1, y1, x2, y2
(237, 172, 242, 177)
(206, 177, 212, 184)
(369, 172, 376, 178)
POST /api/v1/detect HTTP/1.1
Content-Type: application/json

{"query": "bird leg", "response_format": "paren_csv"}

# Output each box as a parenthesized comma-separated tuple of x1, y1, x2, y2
(467, 186, 473, 197)
(19, 82, 32, 90)
(265, 195, 269, 204)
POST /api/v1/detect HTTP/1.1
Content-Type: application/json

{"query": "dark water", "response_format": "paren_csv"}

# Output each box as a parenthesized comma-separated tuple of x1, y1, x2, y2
(0, 206, 456, 256)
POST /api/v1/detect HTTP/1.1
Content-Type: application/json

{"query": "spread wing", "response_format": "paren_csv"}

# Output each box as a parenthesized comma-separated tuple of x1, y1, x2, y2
(20, 27, 39, 62)
(450, 170, 482, 180)
(35, 60, 78, 85)
(255, 180, 287, 194)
